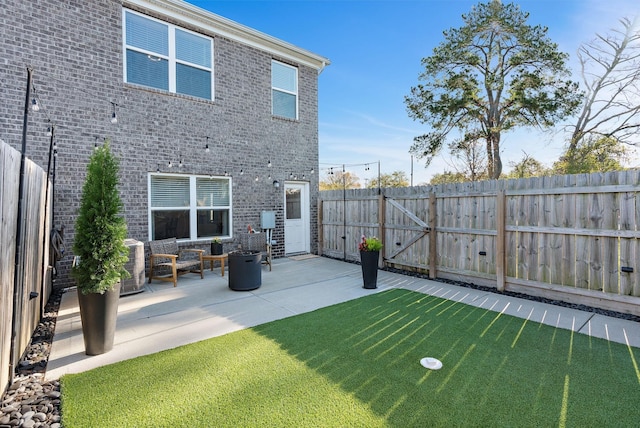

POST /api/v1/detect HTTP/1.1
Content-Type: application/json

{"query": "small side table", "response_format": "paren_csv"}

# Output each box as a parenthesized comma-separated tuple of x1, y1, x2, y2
(202, 253, 228, 277)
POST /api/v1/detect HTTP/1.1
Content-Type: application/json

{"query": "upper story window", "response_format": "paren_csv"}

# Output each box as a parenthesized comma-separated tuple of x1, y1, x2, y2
(272, 60, 298, 119)
(124, 10, 213, 100)
(149, 174, 232, 241)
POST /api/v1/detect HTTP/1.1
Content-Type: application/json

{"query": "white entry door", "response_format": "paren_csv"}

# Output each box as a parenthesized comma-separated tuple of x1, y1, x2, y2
(284, 182, 310, 254)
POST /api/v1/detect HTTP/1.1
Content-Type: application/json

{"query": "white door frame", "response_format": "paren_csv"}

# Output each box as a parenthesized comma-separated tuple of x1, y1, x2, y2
(284, 181, 310, 254)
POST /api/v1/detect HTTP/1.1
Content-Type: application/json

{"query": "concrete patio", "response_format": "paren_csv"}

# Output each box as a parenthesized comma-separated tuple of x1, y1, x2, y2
(46, 255, 640, 381)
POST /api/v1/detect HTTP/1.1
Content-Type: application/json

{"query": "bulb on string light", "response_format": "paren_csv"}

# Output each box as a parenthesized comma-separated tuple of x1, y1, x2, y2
(240, 169, 244, 175)
(110, 102, 118, 124)
(267, 160, 272, 168)
(205, 136, 210, 153)
(53, 150, 58, 158)
(168, 161, 173, 168)
(255, 176, 259, 182)
(46, 126, 52, 137)
(31, 98, 40, 112)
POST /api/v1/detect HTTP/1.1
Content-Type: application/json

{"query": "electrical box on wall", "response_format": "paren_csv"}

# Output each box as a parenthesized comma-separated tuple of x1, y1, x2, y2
(261, 211, 276, 229)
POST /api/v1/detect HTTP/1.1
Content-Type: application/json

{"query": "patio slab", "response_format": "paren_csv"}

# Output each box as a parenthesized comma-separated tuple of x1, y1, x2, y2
(46, 256, 639, 380)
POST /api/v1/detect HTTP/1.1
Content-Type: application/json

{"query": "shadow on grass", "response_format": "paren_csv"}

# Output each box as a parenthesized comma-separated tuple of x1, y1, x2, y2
(252, 289, 640, 426)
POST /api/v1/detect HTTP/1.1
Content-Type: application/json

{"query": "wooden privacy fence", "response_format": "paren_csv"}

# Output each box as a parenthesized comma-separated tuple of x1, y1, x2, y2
(0, 140, 52, 393)
(319, 170, 640, 316)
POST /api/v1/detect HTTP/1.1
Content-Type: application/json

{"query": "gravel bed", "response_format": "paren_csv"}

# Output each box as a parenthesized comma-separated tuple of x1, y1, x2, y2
(385, 266, 640, 322)
(0, 289, 62, 428)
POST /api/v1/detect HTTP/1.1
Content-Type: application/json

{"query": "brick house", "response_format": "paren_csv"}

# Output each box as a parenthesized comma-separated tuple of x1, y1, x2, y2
(1, 0, 330, 287)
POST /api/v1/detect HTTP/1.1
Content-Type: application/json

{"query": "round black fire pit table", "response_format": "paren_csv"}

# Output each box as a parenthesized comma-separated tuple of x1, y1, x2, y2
(228, 250, 262, 291)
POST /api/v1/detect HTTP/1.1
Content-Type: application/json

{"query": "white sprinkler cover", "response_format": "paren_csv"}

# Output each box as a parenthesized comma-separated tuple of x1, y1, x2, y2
(420, 357, 443, 370)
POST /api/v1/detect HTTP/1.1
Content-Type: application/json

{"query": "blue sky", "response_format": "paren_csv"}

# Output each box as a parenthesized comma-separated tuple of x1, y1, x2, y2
(190, 0, 639, 185)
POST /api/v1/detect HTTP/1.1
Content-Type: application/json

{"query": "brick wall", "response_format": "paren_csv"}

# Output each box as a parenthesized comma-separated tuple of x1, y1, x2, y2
(1, 0, 320, 287)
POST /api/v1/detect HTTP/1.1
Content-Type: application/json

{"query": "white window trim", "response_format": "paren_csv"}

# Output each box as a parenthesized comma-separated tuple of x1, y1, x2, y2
(272, 60, 298, 120)
(123, 9, 215, 100)
(148, 173, 232, 242)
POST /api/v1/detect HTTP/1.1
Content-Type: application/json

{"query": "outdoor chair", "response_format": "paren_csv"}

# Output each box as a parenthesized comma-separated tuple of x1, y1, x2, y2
(148, 238, 204, 287)
(240, 232, 272, 271)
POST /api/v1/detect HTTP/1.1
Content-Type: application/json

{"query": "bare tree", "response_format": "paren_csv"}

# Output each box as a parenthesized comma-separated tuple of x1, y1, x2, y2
(447, 131, 489, 182)
(319, 170, 361, 190)
(570, 17, 640, 151)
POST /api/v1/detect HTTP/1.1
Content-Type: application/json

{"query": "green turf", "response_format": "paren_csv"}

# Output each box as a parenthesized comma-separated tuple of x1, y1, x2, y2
(60, 289, 640, 427)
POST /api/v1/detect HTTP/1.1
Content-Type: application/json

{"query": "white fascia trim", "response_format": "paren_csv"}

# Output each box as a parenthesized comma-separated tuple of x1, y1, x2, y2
(125, 0, 331, 72)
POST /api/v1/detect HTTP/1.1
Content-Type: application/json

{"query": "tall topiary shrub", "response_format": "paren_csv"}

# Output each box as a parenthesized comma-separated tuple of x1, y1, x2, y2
(72, 141, 129, 294)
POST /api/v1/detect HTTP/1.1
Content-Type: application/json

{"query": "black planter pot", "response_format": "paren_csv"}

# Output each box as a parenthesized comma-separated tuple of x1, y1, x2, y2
(228, 250, 262, 291)
(211, 242, 223, 255)
(77, 282, 121, 355)
(360, 251, 380, 289)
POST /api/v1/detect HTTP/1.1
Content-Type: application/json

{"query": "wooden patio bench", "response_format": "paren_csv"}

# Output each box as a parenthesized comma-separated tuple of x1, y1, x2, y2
(148, 238, 204, 287)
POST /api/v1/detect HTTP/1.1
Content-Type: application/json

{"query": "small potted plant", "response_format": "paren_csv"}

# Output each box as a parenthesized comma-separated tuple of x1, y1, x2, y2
(211, 237, 223, 255)
(359, 235, 382, 289)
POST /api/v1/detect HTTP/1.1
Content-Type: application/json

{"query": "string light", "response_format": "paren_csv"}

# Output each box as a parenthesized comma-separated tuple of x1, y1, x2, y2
(110, 102, 118, 124)
(26, 70, 324, 189)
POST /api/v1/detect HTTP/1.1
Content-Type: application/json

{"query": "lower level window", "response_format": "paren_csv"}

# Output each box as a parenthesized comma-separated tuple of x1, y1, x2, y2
(149, 174, 232, 241)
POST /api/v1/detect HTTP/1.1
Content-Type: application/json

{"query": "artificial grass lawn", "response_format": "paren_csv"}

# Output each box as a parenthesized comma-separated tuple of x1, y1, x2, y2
(60, 289, 640, 427)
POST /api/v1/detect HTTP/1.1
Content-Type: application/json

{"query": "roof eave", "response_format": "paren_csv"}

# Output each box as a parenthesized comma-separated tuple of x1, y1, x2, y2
(125, 0, 331, 72)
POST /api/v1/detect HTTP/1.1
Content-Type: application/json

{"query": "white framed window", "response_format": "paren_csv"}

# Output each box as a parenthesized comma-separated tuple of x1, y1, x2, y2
(124, 9, 214, 100)
(148, 174, 232, 241)
(272, 60, 298, 119)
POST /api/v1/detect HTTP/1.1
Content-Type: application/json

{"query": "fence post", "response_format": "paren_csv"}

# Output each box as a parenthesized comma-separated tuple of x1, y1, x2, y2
(496, 190, 506, 291)
(429, 192, 437, 279)
(378, 192, 385, 268)
(317, 198, 323, 256)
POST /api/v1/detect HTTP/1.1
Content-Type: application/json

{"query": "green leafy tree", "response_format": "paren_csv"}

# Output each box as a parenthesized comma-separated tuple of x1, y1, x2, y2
(319, 170, 361, 190)
(366, 171, 410, 188)
(429, 171, 469, 185)
(72, 141, 129, 294)
(503, 152, 550, 179)
(405, 0, 582, 179)
(553, 136, 628, 174)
